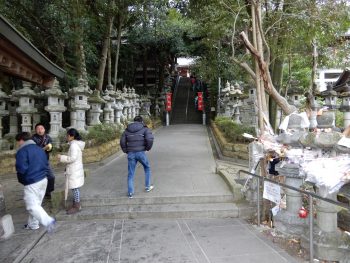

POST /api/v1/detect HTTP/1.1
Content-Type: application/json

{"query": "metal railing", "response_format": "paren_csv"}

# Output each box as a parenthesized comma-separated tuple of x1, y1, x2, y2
(238, 169, 350, 263)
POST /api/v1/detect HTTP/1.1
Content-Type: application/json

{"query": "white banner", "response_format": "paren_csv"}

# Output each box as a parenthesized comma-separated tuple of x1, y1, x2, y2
(263, 181, 281, 204)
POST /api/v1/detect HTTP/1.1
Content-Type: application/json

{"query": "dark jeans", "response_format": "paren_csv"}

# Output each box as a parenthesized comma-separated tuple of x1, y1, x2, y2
(127, 151, 151, 195)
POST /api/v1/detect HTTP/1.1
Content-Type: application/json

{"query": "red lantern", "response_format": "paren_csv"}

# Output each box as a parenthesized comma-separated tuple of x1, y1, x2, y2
(166, 93, 172, 112)
(298, 207, 308, 218)
(197, 92, 203, 111)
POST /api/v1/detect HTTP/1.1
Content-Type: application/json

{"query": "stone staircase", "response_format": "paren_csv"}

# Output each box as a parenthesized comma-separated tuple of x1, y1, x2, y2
(171, 77, 202, 124)
(55, 193, 252, 221)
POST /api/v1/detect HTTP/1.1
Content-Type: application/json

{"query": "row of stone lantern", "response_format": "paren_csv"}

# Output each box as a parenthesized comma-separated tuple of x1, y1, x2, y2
(0, 78, 144, 149)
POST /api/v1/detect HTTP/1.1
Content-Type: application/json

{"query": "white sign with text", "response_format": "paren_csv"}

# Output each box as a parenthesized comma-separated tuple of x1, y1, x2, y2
(263, 181, 281, 204)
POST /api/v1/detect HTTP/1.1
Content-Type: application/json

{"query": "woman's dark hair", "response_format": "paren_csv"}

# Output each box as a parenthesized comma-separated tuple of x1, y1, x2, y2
(67, 128, 82, 140)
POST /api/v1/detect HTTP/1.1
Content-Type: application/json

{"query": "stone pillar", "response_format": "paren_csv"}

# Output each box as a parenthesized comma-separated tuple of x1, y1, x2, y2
(6, 99, 19, 137)
(88, 90, 105, 126)
(339, 93, 350, 128)
(69, 78, 92, 131)
(0, 85, 9, 141)
(14, 82, 37, 132)
(274, 164, 307, 236)
(44, 79, 67, 143)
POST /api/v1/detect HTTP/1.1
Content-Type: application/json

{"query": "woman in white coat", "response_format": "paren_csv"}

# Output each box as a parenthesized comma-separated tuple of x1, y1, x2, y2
(58, 128, 85, 214)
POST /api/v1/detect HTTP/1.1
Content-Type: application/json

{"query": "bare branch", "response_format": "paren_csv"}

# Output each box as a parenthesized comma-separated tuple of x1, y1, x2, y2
(239, 31, 296, 115)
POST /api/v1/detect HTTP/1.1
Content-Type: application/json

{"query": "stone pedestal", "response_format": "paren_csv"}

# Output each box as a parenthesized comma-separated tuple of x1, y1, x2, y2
(0, 86, 9, 144)
(69, 78, 92, 131)
(301, 188, 350, 262)
(88, 90, 105, 126)
(14, 82, 38, 132)
(274, 163, 307, 236)
(5, 99, 18, 137)
(45, 79, 67, 144)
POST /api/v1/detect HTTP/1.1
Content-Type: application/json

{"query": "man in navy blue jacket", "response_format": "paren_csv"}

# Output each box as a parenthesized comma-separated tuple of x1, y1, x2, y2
(15, 132, 55, 232)
(120, 116, 154, 198)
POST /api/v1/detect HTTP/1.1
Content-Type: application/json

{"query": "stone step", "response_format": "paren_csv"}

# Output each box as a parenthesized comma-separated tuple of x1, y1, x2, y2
(56, 202, 243, 221)
(81, 194, 235, 207)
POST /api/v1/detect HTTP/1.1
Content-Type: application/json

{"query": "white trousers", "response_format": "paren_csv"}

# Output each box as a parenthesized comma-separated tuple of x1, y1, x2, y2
(23, 178, 53, 228)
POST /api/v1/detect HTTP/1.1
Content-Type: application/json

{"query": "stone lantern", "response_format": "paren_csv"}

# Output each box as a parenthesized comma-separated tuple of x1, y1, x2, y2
(88, 90, 105, 126)
(44, 78, 67, 143)
(319, 87, 338, 128)
(338, 89, 350, 128)
(102, 85, 115, 124)
(14, 81, 37, 132)
(287, 81, 304, 108)
(69, 78, 92, 131)
(113, 89, 125, 125)
(121, 86, 130, 120)
(134, 92, 141, 116)
(127, 88, 134, 119)
(275, 114, 308, 236)
(5, 95, 19, 137)
(0, 84, 9, 148)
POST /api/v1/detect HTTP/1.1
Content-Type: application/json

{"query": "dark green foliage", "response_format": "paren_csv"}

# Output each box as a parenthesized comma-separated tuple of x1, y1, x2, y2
(214, 117, 256, 143)
(85, 124, 122, 144)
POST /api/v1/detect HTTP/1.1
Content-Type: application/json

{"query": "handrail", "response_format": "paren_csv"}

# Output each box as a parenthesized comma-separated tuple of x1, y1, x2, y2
(239, 169, 350, 210)
(238, 168, 350, 263)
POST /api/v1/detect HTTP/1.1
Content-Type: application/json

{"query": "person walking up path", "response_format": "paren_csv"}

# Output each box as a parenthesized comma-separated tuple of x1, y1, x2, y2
(120, 116, 154, 198)
(15, 132, 56, 232)
(58, 128, 85, 214)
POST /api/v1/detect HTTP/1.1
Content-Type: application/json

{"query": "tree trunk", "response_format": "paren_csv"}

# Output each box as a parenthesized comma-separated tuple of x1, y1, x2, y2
(251, 4, 264, 134)
(113, 16, 123, 90)
(107, 34, 112, 86)
(96, 16, 114, 91)
(269, 56, 284, 130)
(240, 31, 296, 115)
(311, 39, 318, 94)
(143, 48, 148, 90)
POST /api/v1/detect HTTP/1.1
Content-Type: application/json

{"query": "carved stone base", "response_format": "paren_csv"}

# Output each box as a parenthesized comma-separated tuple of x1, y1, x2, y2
(274, 210, 307, 237)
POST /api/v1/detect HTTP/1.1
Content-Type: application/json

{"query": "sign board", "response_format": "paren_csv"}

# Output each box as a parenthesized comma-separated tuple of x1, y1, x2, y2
(263, 181, 281, 204)
(166, 93, 172, 112)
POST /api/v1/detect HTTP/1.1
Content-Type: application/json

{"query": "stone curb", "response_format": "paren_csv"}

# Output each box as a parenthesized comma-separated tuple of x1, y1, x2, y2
(216, 168, 244, 201)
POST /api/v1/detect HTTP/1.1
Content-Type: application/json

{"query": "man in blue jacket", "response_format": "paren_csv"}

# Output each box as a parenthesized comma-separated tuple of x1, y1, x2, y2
(120, 116, 154, 198)
(15, 132, 55, 232)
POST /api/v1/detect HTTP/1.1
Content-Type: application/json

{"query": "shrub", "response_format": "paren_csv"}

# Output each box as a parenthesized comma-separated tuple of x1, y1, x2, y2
(85, 123, 122, 144)
(214, 117, 256, 143)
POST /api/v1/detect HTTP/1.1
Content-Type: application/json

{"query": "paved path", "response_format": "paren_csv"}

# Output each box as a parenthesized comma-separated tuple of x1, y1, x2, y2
(0, 125, 302, 262)
(82, 124, 229, 199)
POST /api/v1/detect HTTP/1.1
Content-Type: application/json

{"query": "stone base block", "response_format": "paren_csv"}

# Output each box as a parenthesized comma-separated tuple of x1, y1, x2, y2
(0, 214, 15, 239)
(301, 227, 350, 262)
(274, 210, 307, 237)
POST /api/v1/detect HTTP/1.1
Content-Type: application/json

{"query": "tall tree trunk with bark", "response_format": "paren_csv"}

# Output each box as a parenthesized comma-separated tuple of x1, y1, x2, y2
(96, 16, 114, 91)
(113, 15, 123, 90)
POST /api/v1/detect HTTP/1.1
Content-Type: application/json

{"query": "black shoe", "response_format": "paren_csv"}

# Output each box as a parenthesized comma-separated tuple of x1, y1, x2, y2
(44, 193, 52, 200)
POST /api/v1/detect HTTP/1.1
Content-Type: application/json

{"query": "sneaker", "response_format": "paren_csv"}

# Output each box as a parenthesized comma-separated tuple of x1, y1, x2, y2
(23, 224, 39, 230)
(128, 193, 133, 199)
(46, 219, 56, 234)
(145, 185, 154, 192)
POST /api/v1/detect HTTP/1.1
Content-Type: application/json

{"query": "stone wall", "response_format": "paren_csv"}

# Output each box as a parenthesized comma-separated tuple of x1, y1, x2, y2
(211, 122, 249, 160)
(0, 137, 121, 176)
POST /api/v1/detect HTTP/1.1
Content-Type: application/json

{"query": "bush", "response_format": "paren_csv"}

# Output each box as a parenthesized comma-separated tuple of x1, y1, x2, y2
(214, 117, 256, 143)
(85, 123, 122, 144)
(56, 124, 123, 150)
